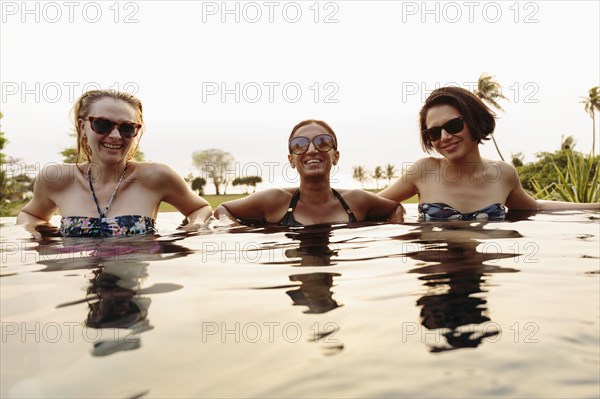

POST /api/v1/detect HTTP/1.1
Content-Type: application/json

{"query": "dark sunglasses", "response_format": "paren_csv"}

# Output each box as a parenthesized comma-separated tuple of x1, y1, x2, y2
(86, 117, 141, 139)
(289, 134, 336, 155)
(423, 116, 465, 142)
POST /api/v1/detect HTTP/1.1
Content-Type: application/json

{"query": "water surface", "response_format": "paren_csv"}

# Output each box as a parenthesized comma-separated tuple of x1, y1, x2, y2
(1, 207, 599, 398)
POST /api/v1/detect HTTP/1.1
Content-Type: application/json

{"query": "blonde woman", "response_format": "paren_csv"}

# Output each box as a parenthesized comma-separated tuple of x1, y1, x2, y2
(18, 89, 211, 238)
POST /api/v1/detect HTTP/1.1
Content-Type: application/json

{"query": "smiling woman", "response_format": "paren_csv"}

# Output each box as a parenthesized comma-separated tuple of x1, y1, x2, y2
(16, 89, 212, 238)
(215, 119, 404, 226)
(378, 86, 600, 220)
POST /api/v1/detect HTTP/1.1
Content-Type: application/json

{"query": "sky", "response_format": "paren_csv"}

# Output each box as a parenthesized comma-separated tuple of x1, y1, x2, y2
(1, 0, 599, 192)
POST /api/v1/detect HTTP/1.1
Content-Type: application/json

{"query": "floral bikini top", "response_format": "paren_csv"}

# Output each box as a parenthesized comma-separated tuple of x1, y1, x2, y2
(60, 165, 157, 238)
(60, 215, 156, 238)
(418, 202, 507, 221)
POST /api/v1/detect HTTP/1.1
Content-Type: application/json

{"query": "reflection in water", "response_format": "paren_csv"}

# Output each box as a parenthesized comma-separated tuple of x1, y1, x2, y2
(86, 267, 149, 329)
(25, 219, 529, 356)
(398, 223, 522, 353)
(283, 229, 339, 267)
(35, 236, 191, 356)
(35, 236, 193, 273)
(85, 265, 152, 356)
(257, 226, 343, 314)
(286, 272, 342, 314)
(254, 226, 344, 354)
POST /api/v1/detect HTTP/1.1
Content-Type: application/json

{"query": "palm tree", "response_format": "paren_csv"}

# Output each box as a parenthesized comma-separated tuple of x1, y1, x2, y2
(560, 135, 576, 151)
(372, 166, 384, 189)
(384, 163, 396, 187)
(581, 86, 599, 155)
(510, 152, 524, 168)
(352, 165, 369, 188)
(473, 73, 508, 161)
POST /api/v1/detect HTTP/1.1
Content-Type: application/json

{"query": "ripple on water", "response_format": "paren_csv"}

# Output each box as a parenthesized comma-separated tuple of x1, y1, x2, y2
(1, 209, 599, 398)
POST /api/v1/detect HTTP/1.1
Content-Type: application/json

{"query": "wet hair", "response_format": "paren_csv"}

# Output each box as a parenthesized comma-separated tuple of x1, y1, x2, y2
(288, 119, 338, 153)
(72, 89, 144, 163)
(419, 87, 496, 153)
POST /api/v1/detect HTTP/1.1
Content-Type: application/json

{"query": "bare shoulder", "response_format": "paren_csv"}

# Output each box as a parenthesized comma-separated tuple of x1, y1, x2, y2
(378, 158, 433, 201)
(483, 159, 515, 171)
(337, 188, 375, 201)
(338, 188, 400, 221)
(417, 156, 441, 168)
(248, 188, 294, 205)
(132, 162, 174, 177)
(338, 188, 397, 207)
(129, 162, 180, 187)
(405, 156, 440, 179)
(400, 156, 440, 169)
(37, 163, 81, 191)
(483, 159, 519, 185)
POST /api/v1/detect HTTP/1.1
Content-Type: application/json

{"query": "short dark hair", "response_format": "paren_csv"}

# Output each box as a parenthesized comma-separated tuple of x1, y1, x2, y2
(419, 87, 496, 153)
(288, 120, 338, 153)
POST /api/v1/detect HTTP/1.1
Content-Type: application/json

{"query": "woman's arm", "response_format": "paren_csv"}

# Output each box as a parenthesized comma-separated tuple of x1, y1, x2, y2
(342, 189, 404, 222)
(388, 204, 406, 223)
(214, 204, 242, 226)
(507, 184, 600, 211)
(215, 189, 288, 224)
(505, 163, 600, 211)
(183, 205, 214, 229)
(17, 166, 60, 239)
(355, 190, 404, 222)
(154, 164, 212, 229)
(504, 172, 539, 211)
(378, 159, 423, 202)
(536, 200, 600, 210)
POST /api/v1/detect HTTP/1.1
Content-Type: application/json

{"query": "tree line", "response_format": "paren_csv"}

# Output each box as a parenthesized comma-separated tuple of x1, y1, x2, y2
(189, 149, 262, 195)
(352, 164, 396, 189)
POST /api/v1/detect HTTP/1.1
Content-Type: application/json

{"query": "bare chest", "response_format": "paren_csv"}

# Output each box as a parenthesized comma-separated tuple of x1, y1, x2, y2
(53, 176, 161, 218)
(418, 169, 510, 212)
(292, 199, 352, 225)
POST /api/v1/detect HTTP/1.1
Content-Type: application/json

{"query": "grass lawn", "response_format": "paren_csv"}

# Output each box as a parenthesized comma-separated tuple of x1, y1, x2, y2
(3, 193, 418, 216)
(158, 194, 246, 212)
(159, 192, 418, 212)
(1, 201, 28, 218)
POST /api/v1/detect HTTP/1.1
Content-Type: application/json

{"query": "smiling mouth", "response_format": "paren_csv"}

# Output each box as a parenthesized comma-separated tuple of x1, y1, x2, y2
(102, 143, 124, 150)
(304, 159, 322, 165)
(442, 142, 459, 150)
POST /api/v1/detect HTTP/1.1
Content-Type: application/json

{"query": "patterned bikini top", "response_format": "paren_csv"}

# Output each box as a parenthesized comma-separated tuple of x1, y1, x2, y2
(60, 164, 156, 237)
(418, 202, 507, 221)
(60, 215, 157, 238)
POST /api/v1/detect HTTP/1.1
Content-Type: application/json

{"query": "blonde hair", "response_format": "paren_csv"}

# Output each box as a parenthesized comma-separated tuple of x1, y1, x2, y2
(72, 89, 144, 163)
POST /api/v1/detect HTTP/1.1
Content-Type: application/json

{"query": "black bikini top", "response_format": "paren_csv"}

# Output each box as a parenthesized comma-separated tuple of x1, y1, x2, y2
(279, 189, 358, 227)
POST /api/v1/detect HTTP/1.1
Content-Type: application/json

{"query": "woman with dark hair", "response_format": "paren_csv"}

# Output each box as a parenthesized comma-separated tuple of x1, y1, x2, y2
(216, 119, 404, 226)
(379, 86, 598, 220)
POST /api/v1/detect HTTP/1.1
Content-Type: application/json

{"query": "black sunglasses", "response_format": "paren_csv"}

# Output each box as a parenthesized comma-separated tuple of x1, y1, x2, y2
(423, 117, 464, 142)
(86, 117, 141, 139)
(289, 134, 337, 155)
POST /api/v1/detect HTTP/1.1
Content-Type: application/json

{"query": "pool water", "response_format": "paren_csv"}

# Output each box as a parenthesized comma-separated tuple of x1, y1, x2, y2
(1, 207, 599, 398)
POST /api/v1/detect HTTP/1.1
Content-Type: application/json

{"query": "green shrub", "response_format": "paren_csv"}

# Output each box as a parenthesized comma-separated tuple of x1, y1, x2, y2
(529, 151, 599, 203)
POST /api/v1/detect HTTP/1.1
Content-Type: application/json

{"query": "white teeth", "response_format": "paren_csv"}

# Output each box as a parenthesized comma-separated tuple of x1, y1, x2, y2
(306, 159, 321, 164)
(102, 143, 123, 150)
